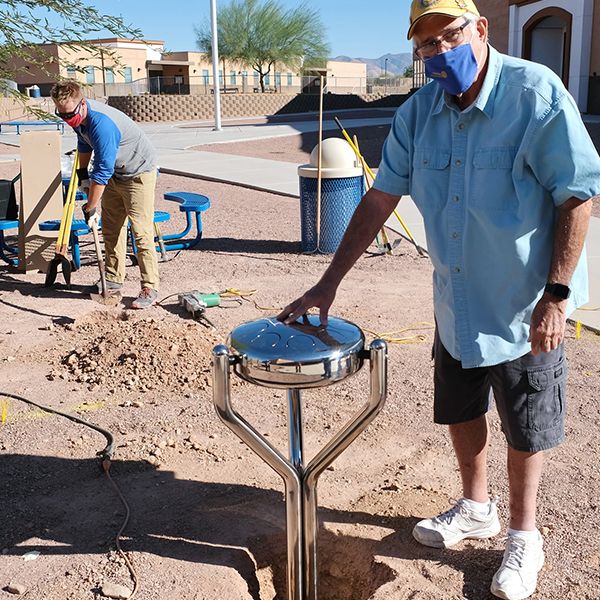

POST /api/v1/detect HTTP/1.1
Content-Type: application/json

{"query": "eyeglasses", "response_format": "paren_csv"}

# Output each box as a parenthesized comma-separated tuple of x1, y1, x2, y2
(55, 98, 83, 119)
(414, 20, 473, 60)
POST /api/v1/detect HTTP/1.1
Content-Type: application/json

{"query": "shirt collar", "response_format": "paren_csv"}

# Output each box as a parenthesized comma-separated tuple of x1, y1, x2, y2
(432, 45, 502, 118)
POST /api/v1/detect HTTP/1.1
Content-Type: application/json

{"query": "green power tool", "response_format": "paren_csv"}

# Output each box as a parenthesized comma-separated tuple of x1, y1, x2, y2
(178, 291, 221, 326)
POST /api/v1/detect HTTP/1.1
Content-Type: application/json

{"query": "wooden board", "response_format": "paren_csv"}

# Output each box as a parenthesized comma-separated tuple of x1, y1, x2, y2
(18, 131, 63, 272)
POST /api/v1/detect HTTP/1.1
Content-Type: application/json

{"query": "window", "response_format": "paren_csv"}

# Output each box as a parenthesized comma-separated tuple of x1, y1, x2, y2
(287, 72, 293, 86)
(202, 69, 209, 84)
(104, 68, 115, 84)
(174, 75, 184, 84)
(123, 66, 133, 83)
(85, 66, 95, 84)
(275, 72, 281, 88)
(230, 71, 237, 85)
(66, 66, 77, 79)
(253, 70, 259, 83)
(265, 73, 270, 86)
(218, 69, 223, 85)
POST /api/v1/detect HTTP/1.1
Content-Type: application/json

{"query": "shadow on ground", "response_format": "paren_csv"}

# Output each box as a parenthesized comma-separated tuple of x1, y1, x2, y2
(1, 453, 503, 599)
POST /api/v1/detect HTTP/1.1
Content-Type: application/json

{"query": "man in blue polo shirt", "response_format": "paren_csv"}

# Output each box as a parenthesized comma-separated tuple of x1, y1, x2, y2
(279, 1, 600, 598)
(51, 80, 159, 309)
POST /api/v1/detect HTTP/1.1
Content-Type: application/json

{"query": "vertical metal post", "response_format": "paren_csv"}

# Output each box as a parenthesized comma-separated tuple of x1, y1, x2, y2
(100, 49, 107, 97)
(287, 388, 306, 599)
(210, 0, 222, 131)
(287, 389, 304, 470)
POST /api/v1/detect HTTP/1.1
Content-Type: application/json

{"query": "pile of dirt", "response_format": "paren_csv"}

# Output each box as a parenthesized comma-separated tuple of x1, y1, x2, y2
(47, 311, 222, 397)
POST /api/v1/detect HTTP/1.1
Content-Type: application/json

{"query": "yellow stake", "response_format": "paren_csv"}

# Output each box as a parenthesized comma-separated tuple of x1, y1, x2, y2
(575, 320, 582, 340)
(336, 120, 424, 256)
(1, 400, 8, 424)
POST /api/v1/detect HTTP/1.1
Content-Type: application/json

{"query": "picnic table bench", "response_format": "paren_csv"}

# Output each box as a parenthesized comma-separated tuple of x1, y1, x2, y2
(210, 87, 239, 94)
(0, 120, 65, 135)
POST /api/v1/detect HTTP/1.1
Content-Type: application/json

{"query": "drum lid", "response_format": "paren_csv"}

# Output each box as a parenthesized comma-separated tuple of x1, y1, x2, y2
(227, 314, 365, 389)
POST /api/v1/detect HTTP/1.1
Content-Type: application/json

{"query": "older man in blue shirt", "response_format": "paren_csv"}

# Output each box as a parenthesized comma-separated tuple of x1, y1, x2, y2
(279, 1, 600, 598)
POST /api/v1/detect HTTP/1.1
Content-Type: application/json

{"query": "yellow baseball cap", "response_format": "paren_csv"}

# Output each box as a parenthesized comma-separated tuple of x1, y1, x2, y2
(408, 0, 480, 39)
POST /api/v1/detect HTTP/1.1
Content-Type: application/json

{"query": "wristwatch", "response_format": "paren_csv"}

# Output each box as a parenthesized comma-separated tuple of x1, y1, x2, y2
(544, 282, 571, 300)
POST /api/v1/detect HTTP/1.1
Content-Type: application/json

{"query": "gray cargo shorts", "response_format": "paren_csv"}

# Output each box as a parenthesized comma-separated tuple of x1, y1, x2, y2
(433, 331, 567, 452)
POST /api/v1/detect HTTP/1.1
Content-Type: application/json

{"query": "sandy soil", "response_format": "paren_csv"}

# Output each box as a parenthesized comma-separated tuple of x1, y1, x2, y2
(0, 141, 599, 600)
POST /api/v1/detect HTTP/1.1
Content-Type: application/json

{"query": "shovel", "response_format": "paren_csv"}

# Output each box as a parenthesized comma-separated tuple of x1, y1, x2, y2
(89, 215, 121, 306)
(45, 152, 79, 287)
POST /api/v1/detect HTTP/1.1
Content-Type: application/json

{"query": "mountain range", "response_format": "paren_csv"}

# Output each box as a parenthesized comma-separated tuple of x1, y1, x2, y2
(332, 53, 414, 77)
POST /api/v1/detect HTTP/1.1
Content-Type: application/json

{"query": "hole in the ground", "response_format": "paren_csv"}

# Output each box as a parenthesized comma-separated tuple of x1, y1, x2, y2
(249, 529, 396, 600)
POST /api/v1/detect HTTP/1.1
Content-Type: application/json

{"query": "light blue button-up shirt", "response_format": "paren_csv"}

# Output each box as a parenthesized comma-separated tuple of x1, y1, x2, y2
(374, 46, 600, 368)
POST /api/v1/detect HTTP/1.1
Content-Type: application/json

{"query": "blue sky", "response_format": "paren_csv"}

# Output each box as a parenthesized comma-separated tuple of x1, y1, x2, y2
(92, 0, 414, 57)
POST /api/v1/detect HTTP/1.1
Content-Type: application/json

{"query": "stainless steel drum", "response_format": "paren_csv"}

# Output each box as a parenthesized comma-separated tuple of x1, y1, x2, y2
(228, 314, 366, 388)
(212, 315, 387, 600)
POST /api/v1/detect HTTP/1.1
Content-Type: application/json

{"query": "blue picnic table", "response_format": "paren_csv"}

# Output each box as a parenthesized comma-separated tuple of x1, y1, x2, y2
(0, 120, 65, 135)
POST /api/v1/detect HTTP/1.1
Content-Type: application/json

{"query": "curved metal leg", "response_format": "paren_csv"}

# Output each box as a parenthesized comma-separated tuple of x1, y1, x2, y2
(213, 347, 304, 600)
(302, 339, 387, 600)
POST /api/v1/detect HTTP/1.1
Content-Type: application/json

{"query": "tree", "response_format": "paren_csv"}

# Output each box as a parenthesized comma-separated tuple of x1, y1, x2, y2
(195, 0, 329, 93)
(0, 0, 140, 107)
(403, 65, 414, 78)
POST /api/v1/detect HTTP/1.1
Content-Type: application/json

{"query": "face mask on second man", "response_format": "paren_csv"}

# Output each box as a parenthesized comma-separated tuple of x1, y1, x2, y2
(424, 42, 479, 95)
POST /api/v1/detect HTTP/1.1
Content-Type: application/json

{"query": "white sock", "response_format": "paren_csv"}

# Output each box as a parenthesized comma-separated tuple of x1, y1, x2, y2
(508, 527, 539, 539)
(462, 497, 491, 514)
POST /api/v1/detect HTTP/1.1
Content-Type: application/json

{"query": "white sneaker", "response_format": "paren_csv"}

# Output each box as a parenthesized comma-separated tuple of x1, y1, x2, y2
(491, 531, 544, 600)
(412, 497, 501, 548)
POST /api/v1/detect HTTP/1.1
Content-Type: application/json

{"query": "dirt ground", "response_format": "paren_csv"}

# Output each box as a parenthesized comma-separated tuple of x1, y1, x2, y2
(1, 133, 600, 600)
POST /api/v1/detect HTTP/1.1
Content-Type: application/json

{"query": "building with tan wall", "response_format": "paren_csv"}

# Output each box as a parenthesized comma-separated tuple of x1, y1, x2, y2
(9, 38, 164, 97)
(9, 38, 369, 97)
(476, 0, 599, 112)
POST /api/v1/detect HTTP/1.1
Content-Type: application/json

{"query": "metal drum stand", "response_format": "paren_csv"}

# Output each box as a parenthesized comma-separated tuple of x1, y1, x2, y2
(212, 315, 387, 600)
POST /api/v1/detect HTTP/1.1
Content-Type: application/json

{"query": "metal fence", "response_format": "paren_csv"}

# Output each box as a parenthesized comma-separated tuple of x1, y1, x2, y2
(87, 75, 414, 97)
(412, 59, 429, 90)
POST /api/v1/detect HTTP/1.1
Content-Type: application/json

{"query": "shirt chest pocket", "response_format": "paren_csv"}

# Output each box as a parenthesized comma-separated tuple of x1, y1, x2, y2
(470, 147, 518, 211)
(412, 148, 451, 210)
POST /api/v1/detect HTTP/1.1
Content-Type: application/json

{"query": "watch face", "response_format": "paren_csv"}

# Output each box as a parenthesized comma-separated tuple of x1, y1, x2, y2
(546, 283, 571, 299)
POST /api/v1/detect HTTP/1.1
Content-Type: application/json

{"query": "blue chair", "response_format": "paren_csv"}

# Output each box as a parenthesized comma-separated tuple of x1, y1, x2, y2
(163, 192, 211, 250)
(39, 219, 91, 270)
(127, 210, 171, 257)
(62, 177, 87, 201)
(0, 219, 19, 266)
(0, 175, 20, 266)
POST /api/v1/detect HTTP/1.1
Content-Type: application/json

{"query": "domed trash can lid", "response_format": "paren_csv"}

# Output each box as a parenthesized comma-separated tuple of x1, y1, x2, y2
(298, 137, 362, 179)
(227, 314, 366, 389)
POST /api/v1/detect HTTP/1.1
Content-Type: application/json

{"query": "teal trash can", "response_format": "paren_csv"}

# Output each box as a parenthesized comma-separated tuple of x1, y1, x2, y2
(298, 138, 364, 254)
(30, 85, 41, 98)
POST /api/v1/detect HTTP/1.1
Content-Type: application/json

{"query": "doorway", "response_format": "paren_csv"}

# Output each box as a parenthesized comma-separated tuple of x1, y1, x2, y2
(523, 8, 572, 87)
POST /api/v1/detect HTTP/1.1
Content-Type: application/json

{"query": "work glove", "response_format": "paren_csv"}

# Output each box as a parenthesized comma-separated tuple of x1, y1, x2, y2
(82, 202, 97, 226)
(76, 167, 90, 197)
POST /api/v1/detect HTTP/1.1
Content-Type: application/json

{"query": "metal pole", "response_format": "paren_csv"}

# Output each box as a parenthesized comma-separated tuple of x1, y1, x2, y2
(384, 58, 388, 94)
(210, 0, 222, 131)
(100, 49, 107, 97)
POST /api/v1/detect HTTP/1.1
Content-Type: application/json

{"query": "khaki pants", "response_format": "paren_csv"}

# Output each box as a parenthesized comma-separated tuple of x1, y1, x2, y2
(101, 170, 159, 290)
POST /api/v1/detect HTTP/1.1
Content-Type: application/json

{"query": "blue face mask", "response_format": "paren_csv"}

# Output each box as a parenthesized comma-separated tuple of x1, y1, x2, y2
(424, 42, 478, 95)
